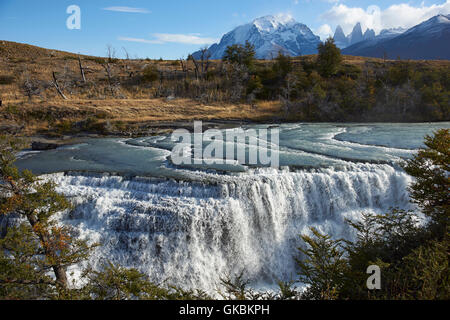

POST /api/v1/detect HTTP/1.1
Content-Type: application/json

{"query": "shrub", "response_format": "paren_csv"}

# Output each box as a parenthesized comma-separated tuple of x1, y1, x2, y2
(337, 64, 362, 80)
(142, 65, 160, 83)
(246, 75, 263, 95)
(273, 52, 293, 78)
(223, 41, 256, 69)
(388, 62, 413, 86)
(0, 75, 15, 85)
(86, 57, 106, 65)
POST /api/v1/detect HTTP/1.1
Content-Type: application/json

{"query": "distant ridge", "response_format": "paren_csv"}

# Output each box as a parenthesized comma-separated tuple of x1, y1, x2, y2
(342, 15, 450, 60)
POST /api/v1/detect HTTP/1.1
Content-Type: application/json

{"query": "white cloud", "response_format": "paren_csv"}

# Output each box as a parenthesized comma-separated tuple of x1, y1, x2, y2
(322, 1, 450, 35)
(103, 7, 151, 14)
(315, 24, 333, 40)
(118, 37, 159, 44)
(119, 34, 218, 45)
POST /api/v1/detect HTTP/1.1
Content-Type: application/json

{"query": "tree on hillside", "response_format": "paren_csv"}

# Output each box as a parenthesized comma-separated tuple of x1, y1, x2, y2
(223, 41, 256, 69)
(317, 38, 342, 78)
(273, 51, 293, 79)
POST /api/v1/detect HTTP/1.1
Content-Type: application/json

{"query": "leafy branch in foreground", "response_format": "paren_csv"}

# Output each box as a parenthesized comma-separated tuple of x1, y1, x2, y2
(296, 228, 348, 300)
(0, 135, 95, 298)
(404, 129, 449, 229)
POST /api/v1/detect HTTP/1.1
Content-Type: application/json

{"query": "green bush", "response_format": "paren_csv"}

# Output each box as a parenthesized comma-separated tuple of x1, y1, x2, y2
(388, 62, 413, 86)
(223, 41, 256, 68)
(337, 64, 362, 80)
(142, 65, 160, 83)
(272, 52, 293, 78)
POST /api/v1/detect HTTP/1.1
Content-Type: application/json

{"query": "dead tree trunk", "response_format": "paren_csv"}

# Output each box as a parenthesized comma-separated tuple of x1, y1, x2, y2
(189, 55, 200, 81)
(102, 63, 115, 97)
(78, 56, 86, 83)
(180, 59, 187, 73)
(52, 72, 67, 100)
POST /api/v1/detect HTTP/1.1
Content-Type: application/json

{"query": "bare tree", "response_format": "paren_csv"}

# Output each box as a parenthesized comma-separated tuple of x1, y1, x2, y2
(102, 45, 120, 97)
(122, 47, 130, 60)
(179, 57, 187, 73)
(188, 54, 200, 80)
(78, 55, 86, 83)
(21, 78, 41, 100)
(122, 47, 134, 78)
(102, 63, 115, 97)
(51, 72, 68, 100)
(280, 72, 298, 116)
(199, 46, 212, 78)
(106, 44, 117, 63)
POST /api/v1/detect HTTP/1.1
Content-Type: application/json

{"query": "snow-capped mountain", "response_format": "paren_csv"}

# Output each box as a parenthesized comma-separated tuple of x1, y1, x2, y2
(339, 28, 407, 54)
(193, 15, 322, 60)
(377, 27, 407, 40)
(333, 23, 376, 49)
(343, 14, 450, 60)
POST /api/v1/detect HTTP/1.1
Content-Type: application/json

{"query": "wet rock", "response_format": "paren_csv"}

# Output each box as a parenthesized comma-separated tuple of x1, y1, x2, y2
(31, 141, 59, 151)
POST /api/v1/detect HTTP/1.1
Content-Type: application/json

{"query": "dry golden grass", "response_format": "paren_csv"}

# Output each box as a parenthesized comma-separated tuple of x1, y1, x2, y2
(1, 40, 448, 137)
(0, 40, 285, 136)
(17, 98, 282, 122)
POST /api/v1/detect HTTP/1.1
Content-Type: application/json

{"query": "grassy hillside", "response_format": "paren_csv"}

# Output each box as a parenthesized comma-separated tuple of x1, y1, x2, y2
(0, 40, 448, 138)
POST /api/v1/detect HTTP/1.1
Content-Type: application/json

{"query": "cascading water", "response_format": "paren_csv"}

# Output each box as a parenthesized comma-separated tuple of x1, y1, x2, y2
(49, 163, 413, 294)
(16, 123, 450, 294)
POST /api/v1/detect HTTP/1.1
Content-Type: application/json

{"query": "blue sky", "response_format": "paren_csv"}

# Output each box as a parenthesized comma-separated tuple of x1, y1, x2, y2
(0, 0, 449, 59)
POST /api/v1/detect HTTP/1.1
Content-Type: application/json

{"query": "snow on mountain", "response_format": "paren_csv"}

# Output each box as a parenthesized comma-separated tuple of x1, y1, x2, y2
(193, 14, 449, 61)
(401, 14, 450, 37)
(193, 15, 322, 60)
(342, 14, 450, 60)
(377, 27, 407, 40)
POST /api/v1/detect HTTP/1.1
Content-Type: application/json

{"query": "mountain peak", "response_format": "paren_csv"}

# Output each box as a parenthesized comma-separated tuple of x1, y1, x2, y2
(193, 14, 321, 60)
(333, 25, 348, 48)
(252, 14, 296, 32)
(363, 29, 376, 40)
(403, 13, 450, 36)
(343, 14, 450, 60)
(334, 25, 345, 36)
(433, 14, 450, 22)
(349, 22, 364, 45)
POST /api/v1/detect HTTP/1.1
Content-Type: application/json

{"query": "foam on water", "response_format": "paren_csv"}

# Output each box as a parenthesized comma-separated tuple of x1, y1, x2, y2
(48, 163, 413, 294)
(16, 123, 450, 294)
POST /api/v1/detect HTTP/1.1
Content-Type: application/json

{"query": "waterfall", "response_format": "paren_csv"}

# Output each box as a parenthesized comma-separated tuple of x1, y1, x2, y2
(49, 163, 413, 294)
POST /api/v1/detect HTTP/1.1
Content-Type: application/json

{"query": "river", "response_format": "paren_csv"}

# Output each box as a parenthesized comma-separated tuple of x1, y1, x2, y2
(15, 122, 450, 293)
